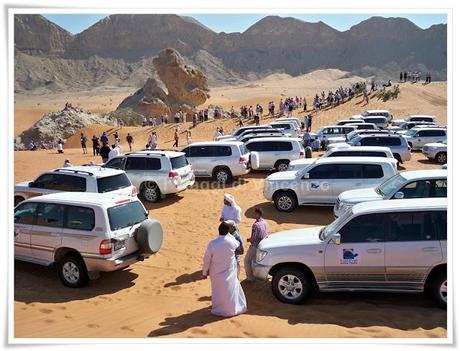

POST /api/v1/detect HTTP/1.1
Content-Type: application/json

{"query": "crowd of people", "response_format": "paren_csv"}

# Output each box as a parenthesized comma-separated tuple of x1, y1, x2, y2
(399, 71, 432, 84)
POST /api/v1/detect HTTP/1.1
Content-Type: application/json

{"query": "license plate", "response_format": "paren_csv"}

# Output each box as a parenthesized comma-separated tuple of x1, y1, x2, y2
(113, 240, 126, 251)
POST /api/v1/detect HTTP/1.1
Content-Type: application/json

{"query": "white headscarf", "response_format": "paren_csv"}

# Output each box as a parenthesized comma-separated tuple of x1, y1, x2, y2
(224, 193, 236, 207)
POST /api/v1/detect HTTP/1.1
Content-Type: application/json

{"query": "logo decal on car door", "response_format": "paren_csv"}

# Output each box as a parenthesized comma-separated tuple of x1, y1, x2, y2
(340, 248, 360, 264)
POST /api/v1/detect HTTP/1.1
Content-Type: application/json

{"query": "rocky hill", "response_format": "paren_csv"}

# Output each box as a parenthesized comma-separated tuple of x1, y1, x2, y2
(14, 14, 447, 93)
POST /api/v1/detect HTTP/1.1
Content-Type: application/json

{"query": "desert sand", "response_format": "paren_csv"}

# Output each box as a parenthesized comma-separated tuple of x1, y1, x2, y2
(13, 75, 447, 338)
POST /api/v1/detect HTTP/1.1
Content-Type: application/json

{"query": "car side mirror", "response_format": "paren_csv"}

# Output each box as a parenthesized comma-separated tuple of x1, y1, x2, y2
(303, 173, 309, 179)
(332, 233, 341, 245)
(28, 181, 35, 187)
(394, 191, 404, 199)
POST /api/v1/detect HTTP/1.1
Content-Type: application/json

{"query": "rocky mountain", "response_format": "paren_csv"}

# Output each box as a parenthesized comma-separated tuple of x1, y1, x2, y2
(14, 14, 447, 93)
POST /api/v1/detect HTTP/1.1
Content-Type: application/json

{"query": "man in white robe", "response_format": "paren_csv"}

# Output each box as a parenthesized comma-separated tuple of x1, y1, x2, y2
(202, 222, 247, 317)
(219, 193, 241, 224)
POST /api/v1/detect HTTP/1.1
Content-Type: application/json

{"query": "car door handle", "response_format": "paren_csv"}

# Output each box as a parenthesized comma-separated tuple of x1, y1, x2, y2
(422, 247, 439, 252)
(366, 248, 382, 254)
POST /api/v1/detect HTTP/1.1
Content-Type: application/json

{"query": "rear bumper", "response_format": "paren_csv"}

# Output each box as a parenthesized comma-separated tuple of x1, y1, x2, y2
(83, 251, 147, 272)
(163, 175, 195, 194)
(232, 164, 251, 177)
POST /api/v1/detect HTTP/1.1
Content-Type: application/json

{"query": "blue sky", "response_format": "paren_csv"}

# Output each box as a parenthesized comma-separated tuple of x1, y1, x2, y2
(43, 13, 447, 35)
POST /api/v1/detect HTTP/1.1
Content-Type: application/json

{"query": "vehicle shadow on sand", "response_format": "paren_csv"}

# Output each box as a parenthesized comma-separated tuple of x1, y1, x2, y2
(163, 270, 203, 288)
(14, 261, 138, 304)
(141, 194, 185, 211)
(245, 202, 334, 226)
(147, 279, 446, 337)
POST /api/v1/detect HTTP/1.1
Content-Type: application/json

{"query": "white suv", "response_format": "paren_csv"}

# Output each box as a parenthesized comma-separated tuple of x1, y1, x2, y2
(245, 137, 304, 172)
(182, 141, 257, 184)
(402, 127, 447, 150)
(264, 157, 397, 211)
(289, 146, 395, 171)
(392, 115, 437, 127)
(216, 125, 273, 141)
(423, 141, 447, 164)
(252, 198, 447, 308)
(104, 150, 195, 203)
(14, 166, 137, 207)
(362, 109, 393, 122)
(334, 169, 447, 217)
(14, 192, 163, 287)
(269, 121, 300, 138)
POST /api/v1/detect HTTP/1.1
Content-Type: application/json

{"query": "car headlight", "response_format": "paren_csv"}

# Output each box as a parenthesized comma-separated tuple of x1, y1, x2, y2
(256, 249, 268, 262)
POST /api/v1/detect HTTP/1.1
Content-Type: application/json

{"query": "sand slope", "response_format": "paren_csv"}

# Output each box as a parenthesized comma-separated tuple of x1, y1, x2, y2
(13, 81, 447, 338)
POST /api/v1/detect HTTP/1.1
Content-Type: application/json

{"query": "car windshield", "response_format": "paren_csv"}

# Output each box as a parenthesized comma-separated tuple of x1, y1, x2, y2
(170, 155, 188, 169)
(375, 173, 408, 197)
(239, 144, 249, 155)
(347, 135, 361, 145)
(405, 129, 418, 136)
(107, 201, 148, 230)
(319, 211, 351, 241)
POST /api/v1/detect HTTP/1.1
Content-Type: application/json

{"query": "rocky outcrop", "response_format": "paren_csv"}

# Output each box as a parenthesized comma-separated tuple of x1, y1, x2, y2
(117, 48, 209, 117)
(15, 106, 115, 150)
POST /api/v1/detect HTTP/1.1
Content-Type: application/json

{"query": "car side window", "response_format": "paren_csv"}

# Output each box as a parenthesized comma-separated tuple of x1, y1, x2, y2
(362, 164, 384, 178)
(212, 146, 232, 157)
(246, 142, 263, 152)
(308, 165, 338, 179)
(432, 179, 447, 197)
(386, 211, 436, 241)
(57, 175, 87, 192)
(339, 214, 385, 243)
(125, 157, 146, 170)
(145, 158, 161, 170)
(397, 180, 431, 199)
(433, 211, 447, 240)
(189, 146, 203, 157)
(32, 174, 55, 189)
(105, 157, 125, 169)
(277, 142, 293, 152)
(360, 137, 377, 146)
(336, 164, 362, 179)
(65, 205, 95, 231)
(36, 203, 64, 228)
(14, 202, 38, 225)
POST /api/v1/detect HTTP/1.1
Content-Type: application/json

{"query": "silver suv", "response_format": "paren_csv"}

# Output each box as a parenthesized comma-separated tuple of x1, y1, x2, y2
(245, 137, 304, 172)
(252, 198, 447, 308)
(335, 169, 447, 217)
(402, 127, 447, 150)
(264, 157, 397, 211)
(104, 150, 195, 203)
(14, 192, 163, 287)
(423, 141, 447, 164)
(14, 166, 137, 207)
(182, 141, 256, 184)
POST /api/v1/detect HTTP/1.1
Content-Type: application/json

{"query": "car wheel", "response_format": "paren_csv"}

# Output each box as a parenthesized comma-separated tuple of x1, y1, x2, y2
(275, 160, 290, 172)
(214, 168, 232, 184)
(435, 152, 447, 164)
(274, 191, 297, 212)
(271, 267, 311, 304)
(142, 181, 161, 203)
(428, 271, 447, 309)
(57, 255, 89, 288)
(14, 196, 24, 207)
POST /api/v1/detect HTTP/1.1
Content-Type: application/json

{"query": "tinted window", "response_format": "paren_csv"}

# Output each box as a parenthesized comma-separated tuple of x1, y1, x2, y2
(239, 144, 249, 155)
(58, 175, 86, 192)
(339, 214, 384, 243)
(398, 180, 431, 199)
(277, 142, 293, 152)
(272, 124, 291, 130)
(36, 203, 64, 228)
(329, 151, 387, 158)
(145, 158, 161, 170)
(33, 174, 56, 189)
(125, 157, 146, 170)
(433, 179, 447, 197)
(190, 146, 210, 157)
(65, 206, 95, 231)
(426, 130, 446, 137)
(14, 202, 38, 225)
(308, 164, 338, 179)
(170, 155, 188, 169)
(336, 164, 362, 179)
(212, 146, 232, 157)
(385, 211, 437, 241)
(97, 173, 131, 193)
(182, 147, 191, 157)
(105, 157, 125, 169)
(246, 142, 265, 152)
(107, 201, 148, 230)
(433, 211, 447, 240)
(412, 117, 433, 122)
(384, 137, 402, 146)
(362, 164, 384, 178)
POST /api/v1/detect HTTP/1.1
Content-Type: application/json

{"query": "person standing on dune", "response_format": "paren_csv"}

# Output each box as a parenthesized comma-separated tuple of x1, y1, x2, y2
(80, 133, 88, 154)
(173, 127, 179, 148)
(202, 222, 247, 317)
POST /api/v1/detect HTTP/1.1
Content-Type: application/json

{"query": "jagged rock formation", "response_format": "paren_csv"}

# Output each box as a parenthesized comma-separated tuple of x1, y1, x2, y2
(15, 106, 115, 150)
(117, 48, 209, 117)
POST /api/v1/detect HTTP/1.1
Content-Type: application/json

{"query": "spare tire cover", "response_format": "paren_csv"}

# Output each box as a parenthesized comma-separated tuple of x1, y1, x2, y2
(304, 146, 312, 159)
(250, 151, 260, 170)
(136, 219, 163, 254)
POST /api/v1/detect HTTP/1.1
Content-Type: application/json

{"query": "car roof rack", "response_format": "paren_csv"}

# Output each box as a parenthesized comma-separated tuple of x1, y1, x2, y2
(53, 168, 94, 176)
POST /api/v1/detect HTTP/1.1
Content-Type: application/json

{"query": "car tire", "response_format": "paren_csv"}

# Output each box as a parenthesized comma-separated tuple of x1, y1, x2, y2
(135, 219, 164, 255)
(393, 153, 402, 166)
(14, 196, 24, 207)
(428, 271, 447, 309)
(435, 152, 447, 164)
(275, 160, 290, 172)
(213, 167, 233, 184)
(274, 191, 297, 212)
(271, 267, 311, 304)
(141, 181, 161, 203)
(57, 255, 89, 288)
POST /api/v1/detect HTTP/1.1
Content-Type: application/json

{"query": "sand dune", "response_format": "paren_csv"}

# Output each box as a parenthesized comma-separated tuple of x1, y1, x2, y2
(13, 80, 447, 338)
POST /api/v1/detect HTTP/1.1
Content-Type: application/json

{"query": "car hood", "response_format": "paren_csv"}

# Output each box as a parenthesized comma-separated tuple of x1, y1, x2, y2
(259, 227, 323, 250)
(266, 170, 298, 181)
(339, 187, 383, 203)
(15, 181, 32, 189)
(289, 158, 317, 167)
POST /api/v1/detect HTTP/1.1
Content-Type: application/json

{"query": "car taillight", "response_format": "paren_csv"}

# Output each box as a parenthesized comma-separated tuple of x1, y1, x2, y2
(300, 151, 305, 158)
(131, 186, 138, 197)
(168, 171, 179, 178)
(239, 156, 248, 164)
(99, 239, 112, 255)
